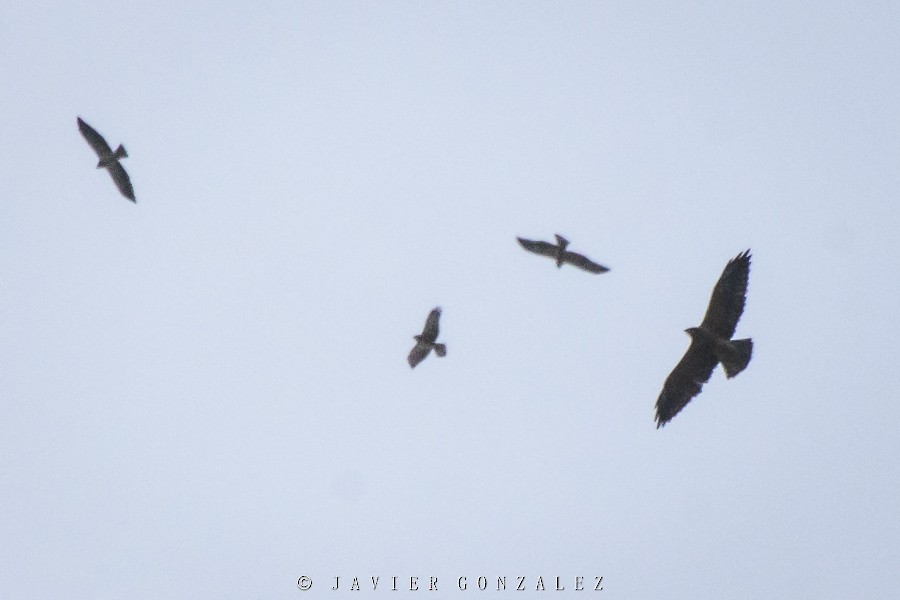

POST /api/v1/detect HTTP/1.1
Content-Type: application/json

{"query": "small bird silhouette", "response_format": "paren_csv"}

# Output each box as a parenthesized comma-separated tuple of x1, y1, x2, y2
(77, 117, 135, 202)
(517, 234, 609, 273)
(408, 307, 447, 368)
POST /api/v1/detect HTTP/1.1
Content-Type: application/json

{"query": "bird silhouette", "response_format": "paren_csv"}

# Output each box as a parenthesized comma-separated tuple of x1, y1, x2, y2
(517, 234, 609, 273)
(77, 117, 135, 202)
(408, 307, 447, 368)
(655, 250, 753, 427)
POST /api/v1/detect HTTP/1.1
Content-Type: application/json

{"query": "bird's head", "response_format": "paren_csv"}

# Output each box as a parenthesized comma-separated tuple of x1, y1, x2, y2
(554, 234, 570, 249)
(684, 327, 703, 338)
(413, 335, 422, 342)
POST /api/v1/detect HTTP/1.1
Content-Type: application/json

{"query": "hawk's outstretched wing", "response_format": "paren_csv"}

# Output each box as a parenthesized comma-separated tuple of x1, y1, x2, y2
(516, 237, 558, 258)
(407, 342, 431, 369)
(420, 307, 441, 343)
(563, 251, 610, 274)
(655, 339, 719, 427)
(700, 250, 751, 339)
(77, 117, 112, 157)
(108, 162, 135, 202)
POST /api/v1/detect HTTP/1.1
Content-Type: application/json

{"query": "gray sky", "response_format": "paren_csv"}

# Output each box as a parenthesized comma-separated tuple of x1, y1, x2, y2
(2, 1, 899, 598)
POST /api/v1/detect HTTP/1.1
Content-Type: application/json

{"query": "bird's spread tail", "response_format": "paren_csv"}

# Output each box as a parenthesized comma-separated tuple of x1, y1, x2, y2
(719, 338, 752, 378)
(434, 343, 447, 357)
(114, 144, 128, 159)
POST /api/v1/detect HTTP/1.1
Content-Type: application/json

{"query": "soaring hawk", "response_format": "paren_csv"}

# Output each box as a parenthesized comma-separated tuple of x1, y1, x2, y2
(517, 234, 609, 274)
(655, 250, 753, 427)
(77, 117, 135, 202)
(408, 307, 447, 369)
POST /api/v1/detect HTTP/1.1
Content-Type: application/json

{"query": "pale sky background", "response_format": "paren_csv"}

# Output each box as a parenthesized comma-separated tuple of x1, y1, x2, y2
(2, 1, 899, 598)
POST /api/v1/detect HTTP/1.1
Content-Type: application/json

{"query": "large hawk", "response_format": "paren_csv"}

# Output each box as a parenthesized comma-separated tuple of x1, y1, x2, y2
(655, 250, 753, 427)
(517, 234, 609, 273)
(77, 117, 135, 202)
(407, 307, 447, 369)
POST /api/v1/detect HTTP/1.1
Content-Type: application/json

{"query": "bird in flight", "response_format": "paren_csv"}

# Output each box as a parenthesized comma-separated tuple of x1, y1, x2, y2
(655, 250, 753, 428)
(517, 234, 609, 273)
(408, 307, 447, 368)
(77, 117, 135, 202)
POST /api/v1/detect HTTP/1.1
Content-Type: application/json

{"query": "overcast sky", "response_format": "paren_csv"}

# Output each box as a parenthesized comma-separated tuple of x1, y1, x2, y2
(2, 1, 899, 598)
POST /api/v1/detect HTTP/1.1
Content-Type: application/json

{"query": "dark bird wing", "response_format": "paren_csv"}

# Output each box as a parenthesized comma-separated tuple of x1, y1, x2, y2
(699, 250, 751, 339)
(77, 117, 112, 156)
(108, 162, 135, 202)
(407, 341, 431, 368)
(655, 339, 719, 427)
(517, 237, 558, 258)
(420, 307, 441, 343)
(562, 251, 610, 273)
